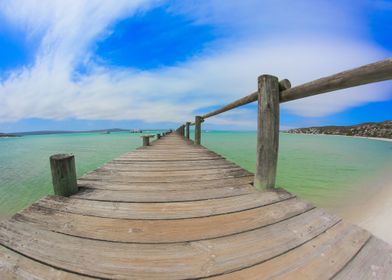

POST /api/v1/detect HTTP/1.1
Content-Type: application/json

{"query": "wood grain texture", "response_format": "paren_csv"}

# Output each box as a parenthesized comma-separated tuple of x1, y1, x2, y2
(254, 74, 280, 190)
(16, 198, 313, 243)
(0, 209, 339, 279)
(0, 245, 93, 280)
(34, 190, 293, 220)
(333, 236, 392, 280)
(1, 133, 391, 279)
(49, 154, 78, 197)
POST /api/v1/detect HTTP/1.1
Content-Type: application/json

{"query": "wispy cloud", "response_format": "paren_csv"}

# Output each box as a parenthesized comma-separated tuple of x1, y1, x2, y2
(0, 0, 390, 127)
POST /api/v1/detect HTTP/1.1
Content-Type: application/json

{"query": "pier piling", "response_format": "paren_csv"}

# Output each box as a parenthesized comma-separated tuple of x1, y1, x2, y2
(195, 116, 202, 145)
(49, 154, 78, 196)
(254, 75, 280, 190)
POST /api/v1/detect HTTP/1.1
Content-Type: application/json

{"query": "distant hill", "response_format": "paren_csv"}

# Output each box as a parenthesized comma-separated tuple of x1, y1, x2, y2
(0, 128, 167, 137)
(287, 120, 392, 139)
(0, 133, 19, 138)
(11, 128, 129, 136)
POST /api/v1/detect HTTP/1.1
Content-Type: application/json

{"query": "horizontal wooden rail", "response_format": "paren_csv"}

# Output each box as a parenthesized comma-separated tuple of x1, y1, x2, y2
(202, 79, 290, 119)
(201, 58, 392, 119)
(182, 57, 392, 190)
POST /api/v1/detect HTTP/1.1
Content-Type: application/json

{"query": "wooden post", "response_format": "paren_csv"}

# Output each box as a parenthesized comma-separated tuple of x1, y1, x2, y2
(50, 154, 78, 196)
(157, 133, 161, 139)
(254, 75, 280, 190)
(142, 135, 154, 146)
(195, 116, 202, 145)
(181, 125, 185, 137)
(185, 122, 191, 139)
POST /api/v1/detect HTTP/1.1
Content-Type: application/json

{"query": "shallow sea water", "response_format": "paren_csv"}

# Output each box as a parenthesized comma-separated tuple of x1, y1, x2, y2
(0, 131, 391, 220)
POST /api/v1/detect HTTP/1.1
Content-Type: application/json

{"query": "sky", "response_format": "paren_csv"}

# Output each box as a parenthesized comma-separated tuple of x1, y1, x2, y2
(0, 0, 391, 132)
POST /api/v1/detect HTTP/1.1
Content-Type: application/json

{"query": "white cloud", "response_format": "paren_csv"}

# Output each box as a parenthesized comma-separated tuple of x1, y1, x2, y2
(0, 0, 390, 127)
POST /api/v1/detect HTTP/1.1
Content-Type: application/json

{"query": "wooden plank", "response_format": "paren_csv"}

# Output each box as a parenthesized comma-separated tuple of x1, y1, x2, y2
(35, 190, 293, 220)
(333, 236, 392, 280)
(98, 162, 239, 172)
(208, 222, 370, 280)
(0, 245, 93, 279)
(80, 169, 252, 183)
(108, 159, 236, 168)
(78, 176, 254, 191)
(0, 209, 339, 279)
(77, 176, 253, 191)
(84, 166, 247, 177)
(117, 151, 222, 157)
(111, 157, 224, 162)
(16, 198, 313, 243)
(72, 185, 253, 202)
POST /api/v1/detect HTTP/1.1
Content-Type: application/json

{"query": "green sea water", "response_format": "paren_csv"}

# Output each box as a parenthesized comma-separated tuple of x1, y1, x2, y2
(1, 131, 391, 220)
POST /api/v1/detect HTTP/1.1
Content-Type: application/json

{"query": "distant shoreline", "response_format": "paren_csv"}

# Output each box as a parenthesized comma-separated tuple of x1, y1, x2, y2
(352, 135, 392, 143)
(286, 120, 392, 140)
(0, 134, 19, 138)
(282, 131, 392, 142)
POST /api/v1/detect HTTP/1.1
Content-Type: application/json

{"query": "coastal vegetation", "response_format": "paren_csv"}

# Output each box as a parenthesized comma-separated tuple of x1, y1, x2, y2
(287, 120, 392, 139)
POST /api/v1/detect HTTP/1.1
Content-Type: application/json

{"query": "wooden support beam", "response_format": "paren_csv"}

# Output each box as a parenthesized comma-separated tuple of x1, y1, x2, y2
(185, 122, 191, 139)
(201, 79, 290, 119)
(280, 58, 392, 102)
(254, 75, 280, 190)
(49, 154, 78, 197)
(141, 135, 154, 146)
(195, 116, 203, 145)
(200, 58, 392, 120)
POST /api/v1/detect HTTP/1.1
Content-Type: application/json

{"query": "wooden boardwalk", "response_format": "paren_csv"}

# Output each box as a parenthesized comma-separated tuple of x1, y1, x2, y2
(1, 133, 392, 279)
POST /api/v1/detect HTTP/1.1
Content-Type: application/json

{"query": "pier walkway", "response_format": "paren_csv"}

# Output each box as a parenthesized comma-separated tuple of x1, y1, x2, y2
(1, 133, 391, 279)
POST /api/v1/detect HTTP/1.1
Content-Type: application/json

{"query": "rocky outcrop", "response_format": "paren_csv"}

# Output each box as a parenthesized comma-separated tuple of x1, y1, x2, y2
(287, 120, 392, 139)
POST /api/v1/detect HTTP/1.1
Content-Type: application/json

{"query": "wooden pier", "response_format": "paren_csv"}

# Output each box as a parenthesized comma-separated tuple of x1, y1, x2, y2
(0, 133, 391, 279)
(1, 58, 392, 279)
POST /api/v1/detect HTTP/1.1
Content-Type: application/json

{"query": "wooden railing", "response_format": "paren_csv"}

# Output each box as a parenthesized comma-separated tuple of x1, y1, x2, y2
(177, 58, 392, 190)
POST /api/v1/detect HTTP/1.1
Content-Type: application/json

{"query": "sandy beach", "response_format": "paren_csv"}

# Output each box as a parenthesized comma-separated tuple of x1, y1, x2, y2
(339, 173, 392, 244)
(352, 136, 392, 143)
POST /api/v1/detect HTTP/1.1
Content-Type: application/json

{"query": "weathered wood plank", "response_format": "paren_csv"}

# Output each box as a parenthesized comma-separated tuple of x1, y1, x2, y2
(84, 166, 247, 177)
(208, 222, 370, 280)
(80, 169, 252, 183)
(0, 245, 93, 279)
(77, 176, 253, 191)
(0, 209, 339, 279)
(35, 189, 292, 219)
(72, 185, 253, 202)
(333, 236, 392, 280)
(98, 162, 240, 172)
(17, 198, 313, 243)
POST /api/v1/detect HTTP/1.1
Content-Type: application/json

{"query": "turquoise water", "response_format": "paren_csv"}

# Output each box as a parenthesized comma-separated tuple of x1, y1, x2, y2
(193, 131, 392, 209)
(1, 131, 391, 220)
(0, 132, 145, 219)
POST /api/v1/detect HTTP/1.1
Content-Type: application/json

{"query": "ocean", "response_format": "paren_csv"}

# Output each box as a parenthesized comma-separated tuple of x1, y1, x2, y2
(1, 131, 391, 221)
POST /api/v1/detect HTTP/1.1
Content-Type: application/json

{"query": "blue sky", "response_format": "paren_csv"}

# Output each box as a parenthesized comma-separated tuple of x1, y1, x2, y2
(0, 0, 391, 132)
